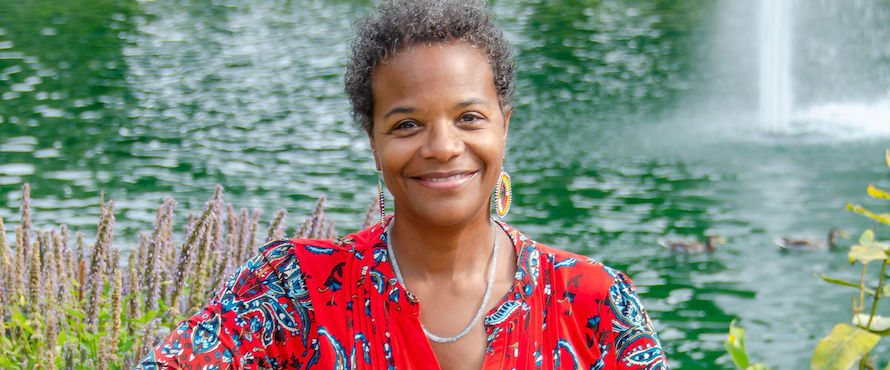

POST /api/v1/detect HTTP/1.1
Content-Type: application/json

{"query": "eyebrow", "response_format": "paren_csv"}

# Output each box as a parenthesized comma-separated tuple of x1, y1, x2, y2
(381, 98, 488, 119)
(456, 98, 486, 108)
(383, 106, 414, 119)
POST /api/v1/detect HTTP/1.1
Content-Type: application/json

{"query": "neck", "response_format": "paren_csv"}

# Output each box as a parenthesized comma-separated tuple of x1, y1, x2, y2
(388, 209, 495, 280)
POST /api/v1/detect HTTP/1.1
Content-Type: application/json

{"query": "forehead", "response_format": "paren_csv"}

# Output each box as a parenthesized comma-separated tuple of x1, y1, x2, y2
(371, 41, 496, 99)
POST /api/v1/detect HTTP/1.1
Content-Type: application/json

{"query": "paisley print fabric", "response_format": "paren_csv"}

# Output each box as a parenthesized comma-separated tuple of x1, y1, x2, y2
(138, 220, 668, 369)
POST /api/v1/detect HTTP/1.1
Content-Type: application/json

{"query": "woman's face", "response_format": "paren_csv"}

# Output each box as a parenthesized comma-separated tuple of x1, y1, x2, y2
(369, 41, 510, 227)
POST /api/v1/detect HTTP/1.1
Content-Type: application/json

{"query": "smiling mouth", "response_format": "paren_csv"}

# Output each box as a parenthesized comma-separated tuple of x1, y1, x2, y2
(412, 171, 478, 189)
(421, 173, 472, 182)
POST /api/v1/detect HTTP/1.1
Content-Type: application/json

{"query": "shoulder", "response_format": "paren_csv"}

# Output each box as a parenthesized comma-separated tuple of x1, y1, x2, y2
(251, 222, 390, 289)
(259, 226, 382, 267)
(527, 239, 668, 368)
(259, 236, 353, 266)
(533, 242, 646, 317)
(505, 223, 645, 313)
(254, 224, 384, 284)
(499, 223, 623, 299)
(495, 224, 668, 368)
(534, 242, 624, 297)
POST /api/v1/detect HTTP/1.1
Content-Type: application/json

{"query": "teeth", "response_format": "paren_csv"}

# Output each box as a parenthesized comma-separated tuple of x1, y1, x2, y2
(425, 174, 465, 182)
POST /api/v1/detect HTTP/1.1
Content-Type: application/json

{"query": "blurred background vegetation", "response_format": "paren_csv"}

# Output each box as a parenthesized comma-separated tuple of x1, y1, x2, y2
(1, 0, 889, 367)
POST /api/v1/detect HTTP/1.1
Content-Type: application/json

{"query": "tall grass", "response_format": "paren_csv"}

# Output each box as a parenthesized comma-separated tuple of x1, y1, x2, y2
(0, 184, 364, 368)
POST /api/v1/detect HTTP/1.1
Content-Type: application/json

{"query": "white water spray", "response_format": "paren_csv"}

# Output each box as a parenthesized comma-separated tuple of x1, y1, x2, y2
(759, 0, 793, 133)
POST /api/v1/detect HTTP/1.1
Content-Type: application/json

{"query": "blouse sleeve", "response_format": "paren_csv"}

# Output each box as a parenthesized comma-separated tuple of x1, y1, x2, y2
(136, 240, 310, 369)
(599, 268, 669, 369)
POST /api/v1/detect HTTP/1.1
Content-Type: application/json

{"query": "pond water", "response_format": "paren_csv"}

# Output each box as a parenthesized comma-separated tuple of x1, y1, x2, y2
(2, 0, 890, 367)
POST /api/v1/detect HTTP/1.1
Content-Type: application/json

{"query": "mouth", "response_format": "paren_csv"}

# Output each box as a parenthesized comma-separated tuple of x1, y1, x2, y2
(412, 171, 478, 190)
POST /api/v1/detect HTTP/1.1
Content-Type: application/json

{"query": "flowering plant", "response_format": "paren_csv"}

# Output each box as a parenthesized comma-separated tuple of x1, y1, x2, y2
(0, 184, 352, 368)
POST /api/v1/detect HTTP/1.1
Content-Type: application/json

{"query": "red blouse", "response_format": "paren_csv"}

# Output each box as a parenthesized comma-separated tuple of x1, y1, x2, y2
(139, 220, 668, 369)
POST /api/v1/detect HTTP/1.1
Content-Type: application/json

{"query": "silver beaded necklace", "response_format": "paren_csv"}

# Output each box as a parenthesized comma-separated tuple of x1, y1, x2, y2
(385, 219, 499, 343)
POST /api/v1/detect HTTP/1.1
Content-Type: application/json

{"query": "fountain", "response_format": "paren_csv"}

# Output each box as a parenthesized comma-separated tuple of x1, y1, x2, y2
(753, 0, 890, 138)
(759, 0, 792, 134)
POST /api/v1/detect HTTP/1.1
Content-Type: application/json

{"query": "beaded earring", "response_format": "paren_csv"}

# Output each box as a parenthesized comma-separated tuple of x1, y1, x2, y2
(495, 171, 512, 219)
(377, 176, 386, 226)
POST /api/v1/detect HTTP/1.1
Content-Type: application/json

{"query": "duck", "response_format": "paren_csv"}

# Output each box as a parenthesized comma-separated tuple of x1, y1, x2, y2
(658, 236, 725, 253)
(774, 228, 849, 250)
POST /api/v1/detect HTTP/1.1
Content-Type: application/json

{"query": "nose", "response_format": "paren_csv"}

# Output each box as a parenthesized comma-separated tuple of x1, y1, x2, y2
(420, 121, 464, 162)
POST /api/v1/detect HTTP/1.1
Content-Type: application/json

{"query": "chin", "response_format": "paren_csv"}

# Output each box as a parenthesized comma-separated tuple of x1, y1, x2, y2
(401, 200, 488, 227)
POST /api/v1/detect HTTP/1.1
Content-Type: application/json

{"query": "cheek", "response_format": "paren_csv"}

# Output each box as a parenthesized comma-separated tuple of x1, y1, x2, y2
(474, 133, 507, 163)
(378, 144, 411, 173)
(470, 139, 505, 184)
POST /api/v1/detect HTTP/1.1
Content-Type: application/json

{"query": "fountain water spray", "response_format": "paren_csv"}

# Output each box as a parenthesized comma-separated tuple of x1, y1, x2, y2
(759, 0, 793, 134)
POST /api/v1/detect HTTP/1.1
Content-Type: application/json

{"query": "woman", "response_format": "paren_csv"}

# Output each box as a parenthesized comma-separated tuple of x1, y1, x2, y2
(139, 0, 667, 368)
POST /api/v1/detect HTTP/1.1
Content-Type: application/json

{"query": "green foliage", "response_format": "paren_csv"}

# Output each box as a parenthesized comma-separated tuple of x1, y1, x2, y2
(0, 183, 343, 368)
(3, 294, 162, 368)
(812, 149, 890, 369)
(724, 320, 768, 370)
(853, 314, 890, 335)
(848, 230, 890, 265)
(728, 149, 890, 369)
(725, 319, 749, 368)
(812, 324, 881, 370)
(847, 204, 890, 228)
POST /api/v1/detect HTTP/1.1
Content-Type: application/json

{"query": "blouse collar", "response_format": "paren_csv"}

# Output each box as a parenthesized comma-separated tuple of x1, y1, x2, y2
(366, 217, 541, 304)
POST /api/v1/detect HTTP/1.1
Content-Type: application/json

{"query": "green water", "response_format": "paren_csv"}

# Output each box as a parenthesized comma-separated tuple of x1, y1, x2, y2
(2, 0, 890, 367)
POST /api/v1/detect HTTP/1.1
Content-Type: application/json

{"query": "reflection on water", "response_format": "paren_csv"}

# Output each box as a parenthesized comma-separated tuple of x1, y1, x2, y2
(2, 0, 890, 367)
(509, 0, 712, 116)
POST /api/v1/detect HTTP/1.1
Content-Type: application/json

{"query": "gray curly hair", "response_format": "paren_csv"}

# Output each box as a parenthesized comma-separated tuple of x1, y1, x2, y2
(344, 0, 515, 135)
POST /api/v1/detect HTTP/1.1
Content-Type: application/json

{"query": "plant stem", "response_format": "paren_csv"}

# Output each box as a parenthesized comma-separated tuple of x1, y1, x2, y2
(866, 261, 887, 329)
(859, 264, 869, 313)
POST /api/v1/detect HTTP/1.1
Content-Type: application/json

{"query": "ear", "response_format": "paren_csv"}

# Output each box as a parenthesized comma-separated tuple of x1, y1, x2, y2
(502, 106, 511, 142)
(368, 133, 382, 171)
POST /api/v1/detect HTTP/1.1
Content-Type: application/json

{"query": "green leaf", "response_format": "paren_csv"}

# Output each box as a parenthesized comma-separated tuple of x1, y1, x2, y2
(0, 357, 19, 368)
(860, 230, 875, 246)
(849, 245, 889, 265)
(820, 274, 866, 290)
(868, 184, 890, 200)
(820, 274, 884, 297)
(853, 314, 890, 335)
(134, 309, 160, 325)
(847, 203, 890, 226)
(811, 323, 881, 370)
(725, 320, 750, 369)
(62, 307, 86, 319)
(158, 297, 169, 312)
(120, 336, 137, 353)
(848, 230, 890, 264)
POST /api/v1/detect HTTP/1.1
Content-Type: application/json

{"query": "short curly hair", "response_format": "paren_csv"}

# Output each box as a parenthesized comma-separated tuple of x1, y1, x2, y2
(344, 0, 515, 135)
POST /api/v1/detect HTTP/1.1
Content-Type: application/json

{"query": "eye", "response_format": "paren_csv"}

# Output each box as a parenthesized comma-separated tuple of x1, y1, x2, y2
(393, 120, 419, 130)
(458, 113, 482, 124)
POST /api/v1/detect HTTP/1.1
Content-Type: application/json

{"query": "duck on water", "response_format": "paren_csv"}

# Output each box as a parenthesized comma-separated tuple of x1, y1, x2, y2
(658, 235, 726, 253)
(774, 228, 849, 250)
